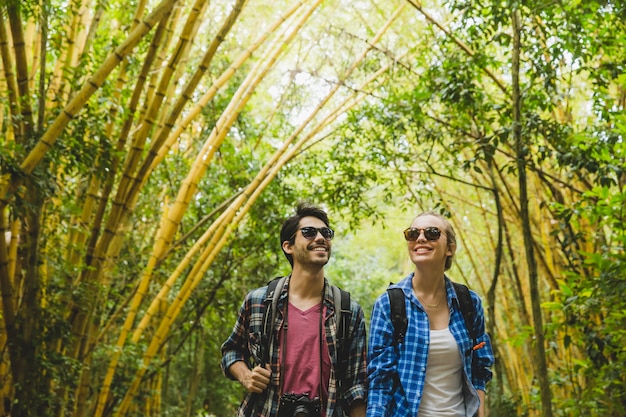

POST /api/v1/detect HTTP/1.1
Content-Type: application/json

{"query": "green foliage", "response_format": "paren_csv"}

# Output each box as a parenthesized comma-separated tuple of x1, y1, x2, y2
(3, 0, 626, 415)
(549, 137, 626, 416)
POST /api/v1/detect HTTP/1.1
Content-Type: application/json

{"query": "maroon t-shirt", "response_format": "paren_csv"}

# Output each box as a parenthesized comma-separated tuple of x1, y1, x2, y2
(280, 302, 331, 414)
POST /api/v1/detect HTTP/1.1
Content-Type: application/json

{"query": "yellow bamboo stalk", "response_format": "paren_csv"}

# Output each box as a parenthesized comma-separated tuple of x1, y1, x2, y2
(66, 0, 139, 264)
(0, 208, 16, 366)
(69, 4, 175, 287)
(46, 11, 179, 366)
(67, 177, 100, 266)
(140, 1, 181, 125)
(0, 14, 20, 142)
(7, 2, 31, 108)
(140, 0, 314, 183)
(18, 0, 178, 175)
(4, 2, 34, 143)
(57, 0, 84, 105)
(146, 0, 211, 139)
(116, 0, 212, 204)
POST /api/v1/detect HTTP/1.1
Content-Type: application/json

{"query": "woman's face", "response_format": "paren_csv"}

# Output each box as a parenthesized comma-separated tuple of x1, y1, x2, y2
(406, 214, 454, 268)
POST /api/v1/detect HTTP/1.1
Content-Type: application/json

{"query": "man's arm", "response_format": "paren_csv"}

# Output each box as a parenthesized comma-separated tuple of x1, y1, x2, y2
(229, 361, 271, 393)
(342, 302, 368, 415)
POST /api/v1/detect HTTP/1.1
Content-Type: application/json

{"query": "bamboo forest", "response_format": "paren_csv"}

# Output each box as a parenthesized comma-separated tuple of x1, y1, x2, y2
(0, 0, 624, 415)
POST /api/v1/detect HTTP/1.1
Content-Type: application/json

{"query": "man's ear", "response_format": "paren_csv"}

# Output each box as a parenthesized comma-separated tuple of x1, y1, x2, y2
(282, 240, 294, 255)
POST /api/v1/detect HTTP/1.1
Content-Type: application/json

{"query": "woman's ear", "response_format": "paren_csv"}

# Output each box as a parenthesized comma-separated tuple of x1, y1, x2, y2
(447, 241, 457, 257)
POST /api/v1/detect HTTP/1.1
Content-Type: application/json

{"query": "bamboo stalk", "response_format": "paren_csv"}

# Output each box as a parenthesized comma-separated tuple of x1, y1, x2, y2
(18, 0, 179, 175)
(116, 0, 212, 205)
(71, 1, 175, 288)
(0, 15, 20, 143)
(140, 0, 314, 183)
(6, 0, 34, 141)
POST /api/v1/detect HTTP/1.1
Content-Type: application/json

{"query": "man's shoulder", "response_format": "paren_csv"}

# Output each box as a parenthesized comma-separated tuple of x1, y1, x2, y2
(327, 283, 365, 318)
(243, 284, 271, 305)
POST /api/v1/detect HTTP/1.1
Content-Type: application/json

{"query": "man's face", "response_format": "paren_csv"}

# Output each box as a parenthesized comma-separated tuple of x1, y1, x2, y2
(284, 216, 332, 268)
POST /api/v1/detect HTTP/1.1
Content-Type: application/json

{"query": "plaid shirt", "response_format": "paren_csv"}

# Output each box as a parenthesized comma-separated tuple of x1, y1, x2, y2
(367, 274, 494, 417)
(221, 277, 367, 417)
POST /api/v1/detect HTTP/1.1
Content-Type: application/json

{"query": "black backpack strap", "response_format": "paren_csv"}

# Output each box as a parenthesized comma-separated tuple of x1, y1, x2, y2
(452, 282, 477, 341)
(261, 276, 287, 366)
(332, 285, 352, 376)
(387, 282, 477, 347)
(387, 286, 407, 346)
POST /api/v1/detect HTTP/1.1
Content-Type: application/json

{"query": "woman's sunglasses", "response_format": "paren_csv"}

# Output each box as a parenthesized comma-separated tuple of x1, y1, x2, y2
(294, 226, 335, 241)
(403, 227, 443, 242)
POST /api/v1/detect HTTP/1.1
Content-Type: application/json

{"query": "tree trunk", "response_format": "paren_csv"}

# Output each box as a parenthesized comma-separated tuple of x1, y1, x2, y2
(511, 9, 553, 417)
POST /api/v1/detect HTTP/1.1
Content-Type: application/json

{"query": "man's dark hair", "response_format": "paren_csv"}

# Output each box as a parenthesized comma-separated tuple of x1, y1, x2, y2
(280, 202, 330, 267)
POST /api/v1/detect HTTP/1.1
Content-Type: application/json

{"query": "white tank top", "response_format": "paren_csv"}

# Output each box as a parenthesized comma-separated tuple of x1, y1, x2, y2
(418, 327, 465, 416)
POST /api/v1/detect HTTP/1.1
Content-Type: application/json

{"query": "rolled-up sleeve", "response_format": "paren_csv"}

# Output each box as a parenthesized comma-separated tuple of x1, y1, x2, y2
(221, 296, 253, 380)
(470, 294, 494, 391)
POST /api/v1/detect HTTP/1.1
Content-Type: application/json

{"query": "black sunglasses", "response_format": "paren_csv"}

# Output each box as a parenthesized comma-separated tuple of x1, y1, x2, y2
(293, 226, 335, 241)
(403, 227, 443, 242)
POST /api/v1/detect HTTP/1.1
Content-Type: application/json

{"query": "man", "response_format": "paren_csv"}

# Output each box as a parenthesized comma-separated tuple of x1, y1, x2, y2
(221, 203, 367, 417)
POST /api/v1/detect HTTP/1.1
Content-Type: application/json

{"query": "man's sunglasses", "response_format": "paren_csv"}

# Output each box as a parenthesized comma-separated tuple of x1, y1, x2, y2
(293, 226, 335, 241)
(403, 227, 443, 242)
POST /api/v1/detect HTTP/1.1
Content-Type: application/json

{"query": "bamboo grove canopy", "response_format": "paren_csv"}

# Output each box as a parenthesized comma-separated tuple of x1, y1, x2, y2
(0, 0, 625, 416)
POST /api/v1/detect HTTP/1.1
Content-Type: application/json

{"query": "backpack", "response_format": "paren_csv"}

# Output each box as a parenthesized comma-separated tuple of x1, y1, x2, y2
(261, 276, 352, 378)
(387, 281, 477, 346)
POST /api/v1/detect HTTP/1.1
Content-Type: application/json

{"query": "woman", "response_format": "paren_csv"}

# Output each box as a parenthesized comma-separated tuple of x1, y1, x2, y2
(367, 211, 494, 417)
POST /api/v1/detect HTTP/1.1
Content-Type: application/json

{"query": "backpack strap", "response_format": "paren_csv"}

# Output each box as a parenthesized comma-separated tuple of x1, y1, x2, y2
(262, 278, 353, 371)
(387, 281, 477, 346)
(452, 282, 477, 341)
(261, 276, 286, 366)
(332, 285, 352, 378)
(387, 286, 407, 346)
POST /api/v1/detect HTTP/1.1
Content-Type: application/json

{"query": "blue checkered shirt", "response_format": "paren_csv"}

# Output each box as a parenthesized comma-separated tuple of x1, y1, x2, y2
(367, 274, 494, 417)
(221, 277, 368, 417)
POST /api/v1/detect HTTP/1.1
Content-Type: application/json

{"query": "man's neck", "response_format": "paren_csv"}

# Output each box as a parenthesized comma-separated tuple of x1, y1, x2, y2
(288, 267, 325, 309)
